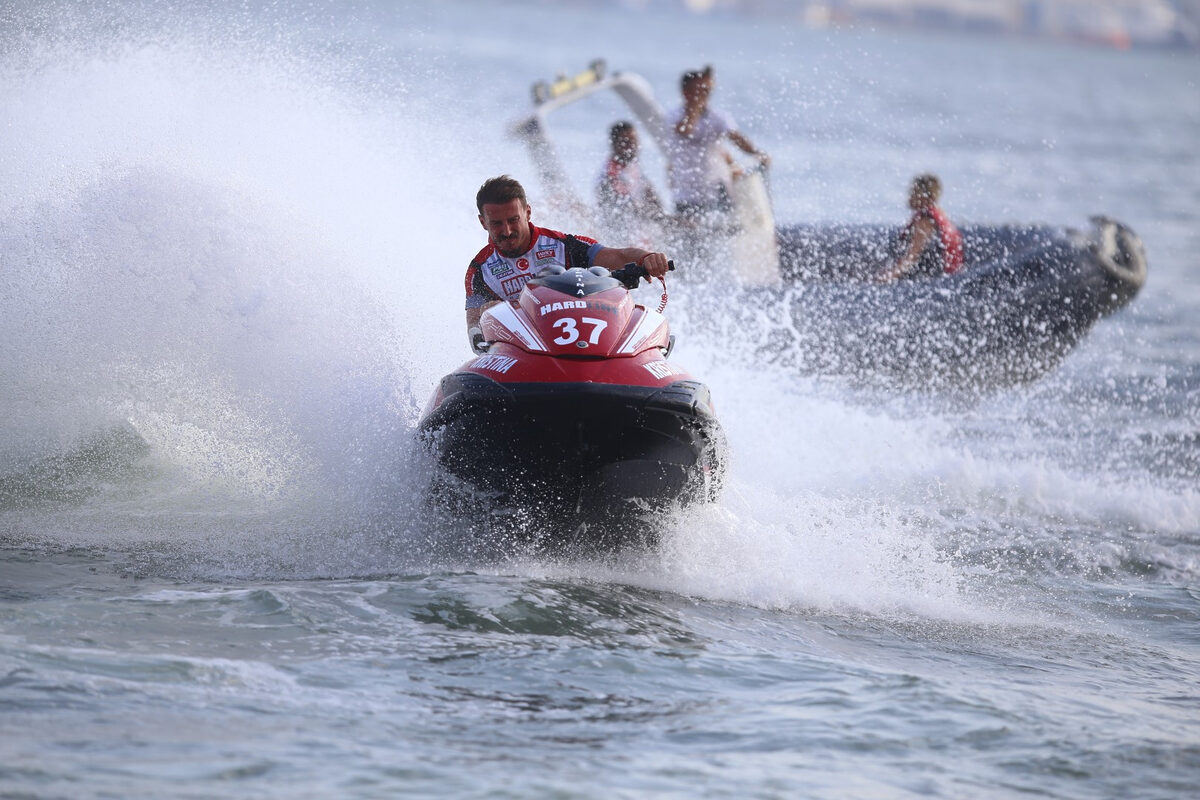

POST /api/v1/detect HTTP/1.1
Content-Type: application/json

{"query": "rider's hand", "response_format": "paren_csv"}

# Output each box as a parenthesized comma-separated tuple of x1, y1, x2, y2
(638, 252, 670, 278)
(468, 326, 487, 354)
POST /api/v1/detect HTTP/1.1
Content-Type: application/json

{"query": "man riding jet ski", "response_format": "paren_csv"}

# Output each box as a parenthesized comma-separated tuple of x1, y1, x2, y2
(464, 174, 671, 354)
(419, 177, 726, 549)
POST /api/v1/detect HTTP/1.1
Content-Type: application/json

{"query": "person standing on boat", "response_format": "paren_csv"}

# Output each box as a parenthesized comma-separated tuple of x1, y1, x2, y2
(666, 65, 769, 224)
(596, 121, 670, 245)
(465, 175, 671, 348)
(878, 173, 964, 282)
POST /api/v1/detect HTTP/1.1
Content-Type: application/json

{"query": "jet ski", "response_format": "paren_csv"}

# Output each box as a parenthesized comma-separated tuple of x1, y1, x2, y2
(417, 263, 726, 550)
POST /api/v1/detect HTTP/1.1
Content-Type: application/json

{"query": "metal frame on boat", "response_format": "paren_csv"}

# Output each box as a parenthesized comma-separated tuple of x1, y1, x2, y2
(507, 59, 784, 287)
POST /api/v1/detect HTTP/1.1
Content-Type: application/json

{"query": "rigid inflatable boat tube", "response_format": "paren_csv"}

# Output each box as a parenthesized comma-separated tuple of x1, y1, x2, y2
(1089, 216, 1147, 289)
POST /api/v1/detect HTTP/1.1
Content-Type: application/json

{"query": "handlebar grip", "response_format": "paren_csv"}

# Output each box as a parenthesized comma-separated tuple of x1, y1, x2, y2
(612, 259, 675, 289)
(612, 262, 645, 289)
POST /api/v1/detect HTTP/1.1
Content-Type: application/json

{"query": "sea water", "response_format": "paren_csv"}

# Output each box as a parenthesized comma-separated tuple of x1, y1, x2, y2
(1, 1, 1198, 797)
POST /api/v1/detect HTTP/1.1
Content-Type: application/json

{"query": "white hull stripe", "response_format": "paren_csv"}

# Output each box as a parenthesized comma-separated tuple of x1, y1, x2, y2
(616, 309, 666, 354)
(488, 303, 547, 352)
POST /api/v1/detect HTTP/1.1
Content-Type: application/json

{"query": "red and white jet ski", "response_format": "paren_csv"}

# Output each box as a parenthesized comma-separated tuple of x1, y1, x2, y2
(418, 263, 725, 545)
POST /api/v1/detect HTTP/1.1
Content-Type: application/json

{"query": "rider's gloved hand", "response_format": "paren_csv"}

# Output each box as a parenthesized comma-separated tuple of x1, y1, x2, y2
(468, 326, 487, 354)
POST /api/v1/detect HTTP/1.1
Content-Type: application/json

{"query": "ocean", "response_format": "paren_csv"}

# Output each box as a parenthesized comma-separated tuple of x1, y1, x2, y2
(1, 1, 1198, 797)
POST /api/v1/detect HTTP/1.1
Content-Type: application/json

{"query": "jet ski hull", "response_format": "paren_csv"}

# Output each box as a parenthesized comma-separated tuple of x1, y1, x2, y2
(417, 371, 725, 547)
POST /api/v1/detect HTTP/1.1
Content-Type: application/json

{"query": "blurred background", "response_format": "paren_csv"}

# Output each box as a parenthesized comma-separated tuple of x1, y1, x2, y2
(569, 0, 1200, 50)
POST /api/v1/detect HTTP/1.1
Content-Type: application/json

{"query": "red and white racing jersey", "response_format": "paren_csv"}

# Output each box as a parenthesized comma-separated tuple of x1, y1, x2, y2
(465, 226, 600, 308)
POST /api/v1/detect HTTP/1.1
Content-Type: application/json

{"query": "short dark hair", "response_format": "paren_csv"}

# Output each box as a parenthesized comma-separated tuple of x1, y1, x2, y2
(476, 175, 527, 213)
(910, 173, 942, 203)
(681, 64, 713, 90)
(609, 120, 635, 147)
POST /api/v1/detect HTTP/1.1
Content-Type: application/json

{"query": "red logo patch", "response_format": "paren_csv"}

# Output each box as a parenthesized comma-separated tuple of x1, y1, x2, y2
(536, 249, 555, 260)
(517, 258, 530, 271)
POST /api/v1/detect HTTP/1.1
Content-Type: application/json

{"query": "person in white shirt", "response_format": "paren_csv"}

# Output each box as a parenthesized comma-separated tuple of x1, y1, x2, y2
(667, 65, 770, 225)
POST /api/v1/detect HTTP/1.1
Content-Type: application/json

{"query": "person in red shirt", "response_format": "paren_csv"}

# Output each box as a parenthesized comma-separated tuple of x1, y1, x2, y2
(878, 173, 964, 282)
(596, 121, 669, 241)
(465, 175, 671, 346)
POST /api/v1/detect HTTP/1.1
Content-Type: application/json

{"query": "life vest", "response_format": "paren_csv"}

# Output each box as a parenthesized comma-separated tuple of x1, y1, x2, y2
(901, 205, 964, 277)
(600, 158, 638, 199)
(930, 205, 964, 275)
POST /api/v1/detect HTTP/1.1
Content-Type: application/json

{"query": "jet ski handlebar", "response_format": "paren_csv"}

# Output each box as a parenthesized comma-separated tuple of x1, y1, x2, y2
(609, 260, 675, 290)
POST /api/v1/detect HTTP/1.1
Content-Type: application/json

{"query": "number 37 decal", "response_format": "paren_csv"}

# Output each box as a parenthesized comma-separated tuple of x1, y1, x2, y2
(552, 316, 608, 345)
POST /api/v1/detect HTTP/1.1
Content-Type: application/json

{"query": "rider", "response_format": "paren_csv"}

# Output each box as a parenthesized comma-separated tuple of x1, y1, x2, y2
(465, 175, 671, 346)
(878, 173, 964, 282)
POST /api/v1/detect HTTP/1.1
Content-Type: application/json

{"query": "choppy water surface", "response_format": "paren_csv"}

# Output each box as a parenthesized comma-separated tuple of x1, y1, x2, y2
(2, 1, 1198, 797)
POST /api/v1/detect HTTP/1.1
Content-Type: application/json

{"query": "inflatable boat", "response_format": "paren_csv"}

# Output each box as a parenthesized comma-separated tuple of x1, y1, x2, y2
(756, 215, 1147, 389)
(506, 61, 1148, 390)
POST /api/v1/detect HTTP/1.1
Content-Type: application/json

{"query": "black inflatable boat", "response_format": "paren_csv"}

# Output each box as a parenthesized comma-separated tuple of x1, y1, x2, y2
(760, 215, 1147, 389)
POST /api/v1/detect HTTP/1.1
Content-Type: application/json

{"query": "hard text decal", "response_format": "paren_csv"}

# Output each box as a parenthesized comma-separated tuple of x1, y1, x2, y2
(540, 301, 619, 316)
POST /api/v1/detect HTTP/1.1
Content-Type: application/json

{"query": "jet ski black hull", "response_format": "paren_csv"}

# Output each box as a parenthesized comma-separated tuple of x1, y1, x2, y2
(417, 372, 726, 549)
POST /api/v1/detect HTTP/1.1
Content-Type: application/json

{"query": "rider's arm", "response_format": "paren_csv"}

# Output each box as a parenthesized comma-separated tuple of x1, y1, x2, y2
(464, 261, 502, 329)
(643, 184, 669, 223)
(675, 105, 703, 137)
(466, 301, 502, 353)
(592, 246, 670, 279)
(728, 130, 770, 167)
(879, 216, 935, 283)
(465, 260, 505, 355)
(466, 304, 498, 329)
